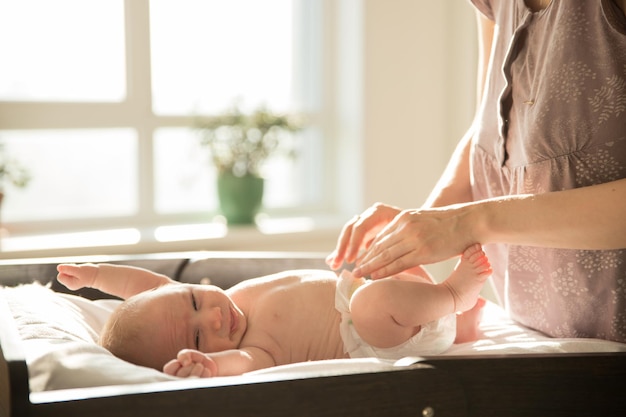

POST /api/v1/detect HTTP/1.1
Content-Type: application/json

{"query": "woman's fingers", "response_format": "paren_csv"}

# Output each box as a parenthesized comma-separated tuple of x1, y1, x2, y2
(353, 233, 415, 279)
(327, 203, 402, 270)
(353, 208, 469, 279)
(326, 215, 360, 270)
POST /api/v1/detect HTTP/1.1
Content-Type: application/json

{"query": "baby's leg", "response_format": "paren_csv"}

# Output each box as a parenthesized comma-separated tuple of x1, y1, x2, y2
(442, 244, 492, 313)
(349, 278, 436, 349)
(348, 245, 491, 349)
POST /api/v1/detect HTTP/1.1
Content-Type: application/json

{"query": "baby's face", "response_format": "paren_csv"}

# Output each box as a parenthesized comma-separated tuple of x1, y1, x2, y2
(134, 284, 247, 366)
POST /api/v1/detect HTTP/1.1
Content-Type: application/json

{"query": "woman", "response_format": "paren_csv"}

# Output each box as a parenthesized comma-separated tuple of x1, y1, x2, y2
(327, 0, 626, 342)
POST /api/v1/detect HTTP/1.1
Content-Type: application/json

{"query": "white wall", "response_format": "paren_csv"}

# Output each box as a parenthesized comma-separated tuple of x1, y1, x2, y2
(361, 0, 477, 209)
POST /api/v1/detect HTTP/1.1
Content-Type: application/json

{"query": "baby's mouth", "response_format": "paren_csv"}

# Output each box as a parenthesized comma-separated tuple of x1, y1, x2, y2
(229, 306, 237, 337)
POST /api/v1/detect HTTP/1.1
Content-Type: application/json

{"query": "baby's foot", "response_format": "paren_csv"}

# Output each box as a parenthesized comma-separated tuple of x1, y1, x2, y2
(454, 297, 486, 343)
(442, 244, 492, 313)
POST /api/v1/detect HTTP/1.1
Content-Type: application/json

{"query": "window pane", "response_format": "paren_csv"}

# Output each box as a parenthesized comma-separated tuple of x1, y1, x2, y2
(0, 0, 126, 102)
(153, 128, 216, 214)
(150, 0, 294, 115)
(0, 129, 137, 222)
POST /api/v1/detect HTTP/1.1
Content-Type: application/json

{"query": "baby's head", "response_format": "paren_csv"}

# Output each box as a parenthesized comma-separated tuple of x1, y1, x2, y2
(99, 283, 246, 371)
(99, 298, 151, 367)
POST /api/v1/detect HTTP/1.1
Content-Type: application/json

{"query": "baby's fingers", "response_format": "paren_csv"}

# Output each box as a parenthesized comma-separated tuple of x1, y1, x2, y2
(163, 359, 183, 376)
(176, 362, 211, 378)
(56, 265, 82, 290)
(172, 349, 216, 378)
(189, 362, 213, 378)
(168, 360, 213, 378)
(56, 263, 98, 290)
(176, 348, 205, 365)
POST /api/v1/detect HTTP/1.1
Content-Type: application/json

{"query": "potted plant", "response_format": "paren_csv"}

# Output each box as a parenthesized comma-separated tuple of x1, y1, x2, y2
(196, 105, 304, 224)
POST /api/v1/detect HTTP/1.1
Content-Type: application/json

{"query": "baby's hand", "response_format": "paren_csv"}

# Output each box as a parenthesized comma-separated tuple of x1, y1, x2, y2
(56, 263, 98, 291)
(163, 349, 218, 378)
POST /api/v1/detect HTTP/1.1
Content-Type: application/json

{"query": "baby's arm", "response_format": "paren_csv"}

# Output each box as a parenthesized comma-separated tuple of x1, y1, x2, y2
(163, 347, 276, 378)
(56, 263, 175, 299)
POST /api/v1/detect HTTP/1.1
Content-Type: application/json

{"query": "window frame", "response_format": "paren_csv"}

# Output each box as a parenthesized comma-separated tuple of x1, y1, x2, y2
(0, 0, 360, 244)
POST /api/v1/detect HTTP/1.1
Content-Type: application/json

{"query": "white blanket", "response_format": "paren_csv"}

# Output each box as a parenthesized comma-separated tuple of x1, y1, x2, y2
(2, 283, 625, 392)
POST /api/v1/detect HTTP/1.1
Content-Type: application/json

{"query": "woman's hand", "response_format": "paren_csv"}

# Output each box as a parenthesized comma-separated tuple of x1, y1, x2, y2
(351, 178, 626, 279)
(326, 203, 402, 270)
(353, 206, 476, 279)
(163, 349, 218, 378)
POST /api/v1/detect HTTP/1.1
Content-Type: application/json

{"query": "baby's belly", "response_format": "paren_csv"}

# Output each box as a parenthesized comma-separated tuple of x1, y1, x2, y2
(267, 279, 347, 364)
(272, 272, 431, 362)
(278, 309, 347, 364)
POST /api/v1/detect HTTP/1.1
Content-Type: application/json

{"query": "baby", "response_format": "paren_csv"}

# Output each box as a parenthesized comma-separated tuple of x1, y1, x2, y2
(56, 244, 491, 378)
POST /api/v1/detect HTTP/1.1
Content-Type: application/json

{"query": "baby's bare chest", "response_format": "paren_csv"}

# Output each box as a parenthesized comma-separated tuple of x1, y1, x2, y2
(240, 276, 346, 364)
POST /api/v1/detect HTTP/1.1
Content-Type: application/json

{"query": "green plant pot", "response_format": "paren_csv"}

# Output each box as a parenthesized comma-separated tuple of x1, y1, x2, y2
(217, 172, 264, 225)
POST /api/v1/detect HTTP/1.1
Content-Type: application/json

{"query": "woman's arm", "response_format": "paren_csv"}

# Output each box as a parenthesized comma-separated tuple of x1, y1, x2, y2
(56, 263, 175, 299)
(328, 12, 497, 271)
(472, 178, 626, 250)
(423, 129, 473, 208)
(354, 178, 626, 279)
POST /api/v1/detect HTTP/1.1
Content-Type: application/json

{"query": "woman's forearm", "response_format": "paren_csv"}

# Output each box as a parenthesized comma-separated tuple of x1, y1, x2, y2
(423, 129, 474, 209)
(468, 178, 626, 250)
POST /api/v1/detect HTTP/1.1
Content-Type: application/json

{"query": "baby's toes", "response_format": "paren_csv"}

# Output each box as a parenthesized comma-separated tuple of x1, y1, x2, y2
(462, 243, 483, 261)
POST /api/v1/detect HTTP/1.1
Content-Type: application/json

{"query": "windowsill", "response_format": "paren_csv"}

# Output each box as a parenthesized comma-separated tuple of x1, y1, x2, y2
(0, 216, 342, 261)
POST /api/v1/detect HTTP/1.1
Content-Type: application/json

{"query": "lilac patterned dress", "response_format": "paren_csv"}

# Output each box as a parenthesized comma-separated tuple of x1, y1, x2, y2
(469, 0, 626, 342)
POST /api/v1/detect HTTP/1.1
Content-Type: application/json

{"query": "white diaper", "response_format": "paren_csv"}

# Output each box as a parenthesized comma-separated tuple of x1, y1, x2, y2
(335, 272, 457, 360)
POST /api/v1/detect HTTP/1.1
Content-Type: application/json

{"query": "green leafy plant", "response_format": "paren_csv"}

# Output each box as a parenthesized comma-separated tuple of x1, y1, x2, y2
(0, 142, 30, 192)
(196, 105, 304, 177)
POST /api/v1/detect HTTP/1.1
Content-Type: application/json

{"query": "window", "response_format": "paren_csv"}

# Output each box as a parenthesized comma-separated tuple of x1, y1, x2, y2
(0, 0, 344, 248)
(0, 0, 126, 102)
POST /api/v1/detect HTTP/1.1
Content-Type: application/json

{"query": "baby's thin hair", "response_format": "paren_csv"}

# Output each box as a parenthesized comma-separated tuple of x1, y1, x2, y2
(99, 300, 145, 365)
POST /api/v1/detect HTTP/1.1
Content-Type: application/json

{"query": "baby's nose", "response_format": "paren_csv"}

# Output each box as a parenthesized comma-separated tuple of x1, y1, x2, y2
(208, 307, 222, 331)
